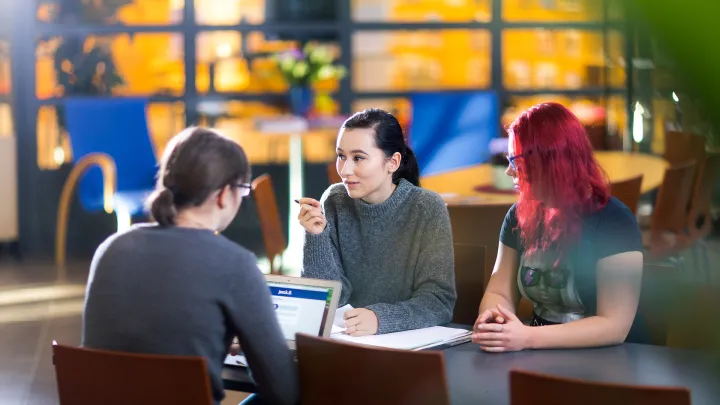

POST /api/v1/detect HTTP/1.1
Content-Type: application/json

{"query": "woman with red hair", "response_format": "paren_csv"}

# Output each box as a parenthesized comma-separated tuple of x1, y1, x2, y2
(472, 102, 643, 351)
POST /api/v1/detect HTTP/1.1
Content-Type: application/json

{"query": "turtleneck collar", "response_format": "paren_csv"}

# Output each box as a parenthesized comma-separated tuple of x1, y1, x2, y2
(353, 178, 415, 218)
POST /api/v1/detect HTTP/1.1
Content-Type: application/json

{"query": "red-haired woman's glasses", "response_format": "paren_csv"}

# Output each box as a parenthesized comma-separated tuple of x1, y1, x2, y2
(234, 183, 252, 197)
(506, 153, 524, 171)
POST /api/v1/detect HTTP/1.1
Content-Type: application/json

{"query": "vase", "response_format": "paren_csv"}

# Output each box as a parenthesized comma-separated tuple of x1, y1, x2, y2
(289, 86, 313, 117)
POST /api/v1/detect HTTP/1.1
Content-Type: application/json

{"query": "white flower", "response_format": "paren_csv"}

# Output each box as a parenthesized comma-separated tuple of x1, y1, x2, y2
(292, 62, 309, 79)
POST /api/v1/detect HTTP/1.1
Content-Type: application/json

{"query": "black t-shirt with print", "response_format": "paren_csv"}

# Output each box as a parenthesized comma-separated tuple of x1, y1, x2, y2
(499, 197, 648, 342)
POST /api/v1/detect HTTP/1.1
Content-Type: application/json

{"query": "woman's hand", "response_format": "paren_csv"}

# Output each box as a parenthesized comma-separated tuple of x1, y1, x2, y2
(473, 307, 506, 331)
(344, 308, 379, 337)
(229, 337, 241, 356)
(472, 304, 533, 352)
(297, 198, 327, 235)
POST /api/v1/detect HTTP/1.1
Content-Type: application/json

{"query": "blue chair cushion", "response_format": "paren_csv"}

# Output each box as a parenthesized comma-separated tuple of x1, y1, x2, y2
(63, 98, 158, 214)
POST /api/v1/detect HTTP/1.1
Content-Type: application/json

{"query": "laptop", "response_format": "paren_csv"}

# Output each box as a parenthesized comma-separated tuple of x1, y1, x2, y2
(224, 275, 342, 367)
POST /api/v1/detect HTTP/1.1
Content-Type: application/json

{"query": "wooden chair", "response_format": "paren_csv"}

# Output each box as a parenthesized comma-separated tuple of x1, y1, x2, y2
(644, 161, 697, 260)
(585, 125, 607, 150)
(664, 131, 706, 167)
(666, 283, 720, 351)
(627, 263, 679, 346)
(448, 204, 536, 323)
(610, 175, 643, 215)
(327, 161, 342, 184)
(56, 98, 158, 268)
(252, 174, 286, 274)
(448, 203, 513, 289)
(687, 152, 720, 239)
(510, 369, 691, 405)
(452, 243, 486, 325)
(296, 333, 450, 405)
(685, 153, 720, 282)
(52, 343, 213, 405)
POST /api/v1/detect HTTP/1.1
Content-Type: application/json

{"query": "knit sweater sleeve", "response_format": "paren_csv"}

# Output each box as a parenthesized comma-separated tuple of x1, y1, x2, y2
(366, 194, 457, 334)
(301, 186, 352, 306)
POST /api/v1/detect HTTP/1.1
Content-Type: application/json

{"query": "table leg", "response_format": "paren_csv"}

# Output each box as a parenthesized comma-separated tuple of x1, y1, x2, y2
(284, 132, 304, 275)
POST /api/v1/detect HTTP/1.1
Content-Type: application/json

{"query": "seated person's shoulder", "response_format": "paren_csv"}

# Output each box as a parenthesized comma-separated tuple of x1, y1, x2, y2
(412, 187, 448, 213)
(326, 182, 348, 199)
(206, 234, 257, 264)
(592, 197, 642, 257)
(321, 183, 351, 207)
(597, 197, 639, 229)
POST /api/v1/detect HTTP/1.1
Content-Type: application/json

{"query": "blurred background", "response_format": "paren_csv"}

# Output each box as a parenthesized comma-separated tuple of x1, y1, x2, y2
(3, 0, 716, 262)
(1, 1, 720, 404)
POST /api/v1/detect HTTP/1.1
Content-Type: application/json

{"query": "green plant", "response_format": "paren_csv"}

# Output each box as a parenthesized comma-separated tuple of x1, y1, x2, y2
(631, 0, 720, 149)
(40, 0, 129, 129)
(274, 42, 346, 87)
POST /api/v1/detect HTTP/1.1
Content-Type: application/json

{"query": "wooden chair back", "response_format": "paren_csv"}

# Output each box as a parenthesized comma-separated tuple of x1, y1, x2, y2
(650, 161, 697, 236)
(52, 343, 213, 405)
(688, 153, 720, 238)
(585, 125, 606, 150)
(452, 243, 486, 325)
(252, 174, 286, 274)
(666, 283, 720, 351)
(609, 174, 643, 215)
(296, 333, 450, 405)
(628, 263, 679, 346)
(448, 204, 513, 289)
(664, 131, 706, 167)
(327, 161, 342, 184)
(510, 369, 691, 405)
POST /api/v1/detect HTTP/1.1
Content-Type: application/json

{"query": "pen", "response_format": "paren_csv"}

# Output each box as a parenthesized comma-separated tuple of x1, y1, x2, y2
(293, 199, 300, 204)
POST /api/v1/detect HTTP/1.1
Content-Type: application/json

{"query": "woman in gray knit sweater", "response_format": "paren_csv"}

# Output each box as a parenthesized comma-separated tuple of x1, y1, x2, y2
(298, 108, 457, 336)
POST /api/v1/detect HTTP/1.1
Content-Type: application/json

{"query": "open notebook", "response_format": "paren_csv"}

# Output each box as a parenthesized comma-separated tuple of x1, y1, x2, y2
(330, 305, 472, 351)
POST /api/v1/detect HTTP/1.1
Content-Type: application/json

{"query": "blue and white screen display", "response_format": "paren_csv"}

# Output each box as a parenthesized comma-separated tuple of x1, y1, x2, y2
(268, 282, 332, 341)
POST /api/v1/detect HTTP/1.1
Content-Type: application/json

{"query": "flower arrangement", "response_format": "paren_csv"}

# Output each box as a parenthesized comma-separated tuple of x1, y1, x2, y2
(275, 42, 347, 87)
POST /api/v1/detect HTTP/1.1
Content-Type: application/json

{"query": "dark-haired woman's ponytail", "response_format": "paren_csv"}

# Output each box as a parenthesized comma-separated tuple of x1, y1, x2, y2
(149, 188, 177, 227)
(393, 147, 420, 187)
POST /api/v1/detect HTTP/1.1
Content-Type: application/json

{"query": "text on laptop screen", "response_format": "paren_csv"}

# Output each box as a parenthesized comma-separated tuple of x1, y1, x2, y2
(268, 282, 333, 341)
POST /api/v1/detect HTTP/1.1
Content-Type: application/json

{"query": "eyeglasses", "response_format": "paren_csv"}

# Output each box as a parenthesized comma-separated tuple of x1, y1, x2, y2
(520, 266, 568, 289)
(506, 153, 524, 171)
(233, 183, 252, 197)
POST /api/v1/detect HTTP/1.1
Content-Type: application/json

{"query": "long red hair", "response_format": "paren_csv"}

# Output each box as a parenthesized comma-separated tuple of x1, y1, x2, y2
(510, 103, 609, 266)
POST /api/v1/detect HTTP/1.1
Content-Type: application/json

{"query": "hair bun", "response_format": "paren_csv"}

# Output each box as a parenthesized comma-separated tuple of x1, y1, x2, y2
(149, 187, 177, 226)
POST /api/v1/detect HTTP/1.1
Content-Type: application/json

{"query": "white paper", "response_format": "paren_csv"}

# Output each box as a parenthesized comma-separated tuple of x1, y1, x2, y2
(332, 304, 354, 333)
(224, 354, 247, 367)
(331, 326, 471, 351)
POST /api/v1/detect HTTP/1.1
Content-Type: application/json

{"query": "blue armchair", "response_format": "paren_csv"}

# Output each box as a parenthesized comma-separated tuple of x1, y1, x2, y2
(55, 98, 158, 266)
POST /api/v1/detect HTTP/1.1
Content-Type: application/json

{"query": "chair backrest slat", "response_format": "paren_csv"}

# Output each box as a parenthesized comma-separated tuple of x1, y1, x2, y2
(510, 369, 691, 405)
(448, 204, 513, 289)
(296, 333, 450, 405)
(53, 344, 213, 405)
(609, 174, 643, 215)
(452, 243, 486, 325)
(688, 153, 720, 238)
(651, 161, 697, 235)
(64, 98, 157, 210)
(252, 174, 286, 273)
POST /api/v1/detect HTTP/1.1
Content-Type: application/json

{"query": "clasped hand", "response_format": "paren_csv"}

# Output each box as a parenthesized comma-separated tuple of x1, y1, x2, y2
(471, 304, 532, 352)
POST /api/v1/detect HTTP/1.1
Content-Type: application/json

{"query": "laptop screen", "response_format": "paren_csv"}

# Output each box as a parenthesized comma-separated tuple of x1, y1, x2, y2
(267, 281, 334, 341)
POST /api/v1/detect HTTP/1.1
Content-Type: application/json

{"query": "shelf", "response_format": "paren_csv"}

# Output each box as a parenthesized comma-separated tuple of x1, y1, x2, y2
(352, 88, 624, 99)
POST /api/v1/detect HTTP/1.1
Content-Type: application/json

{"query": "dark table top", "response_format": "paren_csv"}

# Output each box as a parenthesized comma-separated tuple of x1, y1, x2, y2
(223, 342, 720, 404)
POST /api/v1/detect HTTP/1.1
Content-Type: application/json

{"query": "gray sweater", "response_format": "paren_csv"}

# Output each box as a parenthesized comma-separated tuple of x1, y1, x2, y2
(82, 224, 298, 405)
(302, 179, 456, 334)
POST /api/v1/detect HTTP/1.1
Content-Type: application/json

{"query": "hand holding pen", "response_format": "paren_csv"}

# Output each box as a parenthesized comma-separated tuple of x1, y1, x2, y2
(295, 198, 326, 235)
